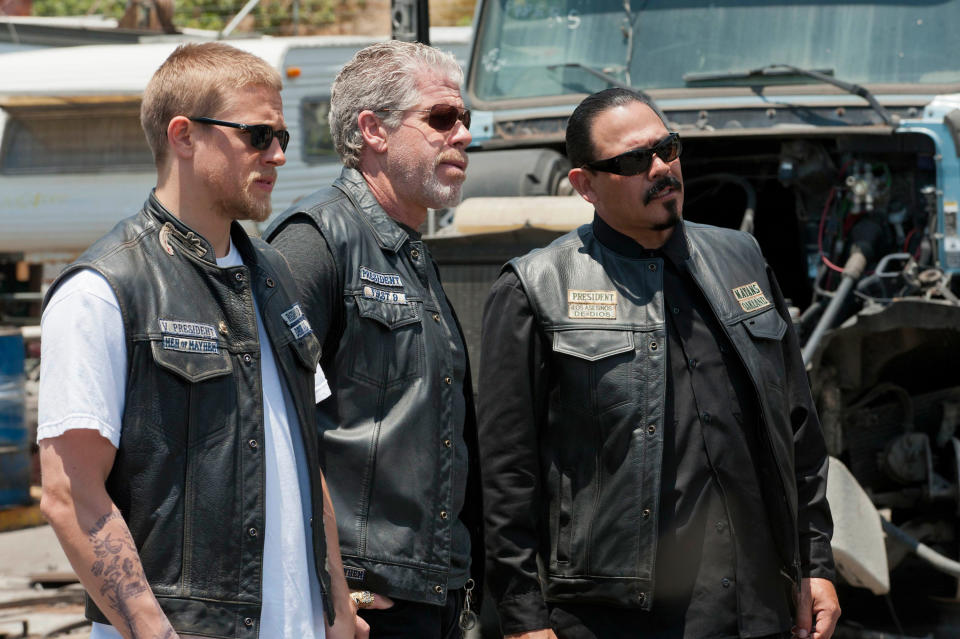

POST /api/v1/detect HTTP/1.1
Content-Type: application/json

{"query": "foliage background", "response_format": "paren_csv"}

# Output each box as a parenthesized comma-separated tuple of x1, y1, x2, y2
(30, 0, 475, 34)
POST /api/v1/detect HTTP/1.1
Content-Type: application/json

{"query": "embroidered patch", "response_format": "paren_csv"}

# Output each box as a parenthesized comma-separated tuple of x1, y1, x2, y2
(362, 285, 408, 305)
(567, 289, 617, 319)
(731, 281, 771, 312)
(281, 303, 305, 326)
(344, 566, 366, 582)
(289, 317, 313, 340)
(162, 335, 219, 353)
(158, 318, 217, 340)
(359, 266, 404, 288)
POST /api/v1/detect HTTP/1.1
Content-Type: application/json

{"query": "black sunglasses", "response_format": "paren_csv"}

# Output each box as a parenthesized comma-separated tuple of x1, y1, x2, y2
(189, 117, 290, 152)
(377, 104, 471, 132)
(585, 132, 682, 176)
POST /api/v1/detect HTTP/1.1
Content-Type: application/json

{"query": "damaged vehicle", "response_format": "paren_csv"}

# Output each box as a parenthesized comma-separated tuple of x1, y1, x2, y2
(426, 1, 960, 636)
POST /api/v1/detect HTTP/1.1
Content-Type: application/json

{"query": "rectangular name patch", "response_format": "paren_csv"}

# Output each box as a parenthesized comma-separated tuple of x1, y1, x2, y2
(163, 335, 219, 354)
(359, 266, 404, 288)
(344, 566, 366, 582)
(731, 281, 771, 312)
(158, 318, 217, 340)
(281, 303, 305, 326)
(362, 285, 407, 305)
(567, 289, 617, 319)
(289, 317, 313, 340)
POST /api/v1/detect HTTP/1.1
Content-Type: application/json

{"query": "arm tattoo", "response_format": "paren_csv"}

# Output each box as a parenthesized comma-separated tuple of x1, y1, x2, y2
(87, 509, 173, 639)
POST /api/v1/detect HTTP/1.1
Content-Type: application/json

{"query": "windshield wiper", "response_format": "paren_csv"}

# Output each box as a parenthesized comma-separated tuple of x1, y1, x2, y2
(683, 64, 896, 127)
(545, 62, 655, 103)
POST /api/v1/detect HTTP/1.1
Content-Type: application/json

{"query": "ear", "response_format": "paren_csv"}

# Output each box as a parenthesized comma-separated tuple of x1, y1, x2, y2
(568, 167, 598, 204)
(358, 110, 389, 153)
(167, 115, 196, 159)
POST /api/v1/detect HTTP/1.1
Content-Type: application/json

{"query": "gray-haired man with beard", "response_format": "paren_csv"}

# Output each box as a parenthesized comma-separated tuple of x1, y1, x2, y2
(265, 41, 483, 639)
(477, 88, 839, 639)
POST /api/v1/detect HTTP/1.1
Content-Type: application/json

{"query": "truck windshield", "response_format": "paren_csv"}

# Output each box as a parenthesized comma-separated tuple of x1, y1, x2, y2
(470, 0, 960, 102)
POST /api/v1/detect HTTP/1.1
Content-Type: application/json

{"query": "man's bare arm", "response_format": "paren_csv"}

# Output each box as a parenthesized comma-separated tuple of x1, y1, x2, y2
(319, 471, 369, 639)
(40, 430, 177, 639)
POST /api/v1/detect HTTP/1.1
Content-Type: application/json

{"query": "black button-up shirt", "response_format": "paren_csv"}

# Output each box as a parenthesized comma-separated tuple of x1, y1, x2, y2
(482, 216, 794, 637)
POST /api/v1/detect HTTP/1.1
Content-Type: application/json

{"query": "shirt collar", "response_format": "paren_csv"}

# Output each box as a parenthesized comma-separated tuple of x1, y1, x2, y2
(591, 213, 690, 267)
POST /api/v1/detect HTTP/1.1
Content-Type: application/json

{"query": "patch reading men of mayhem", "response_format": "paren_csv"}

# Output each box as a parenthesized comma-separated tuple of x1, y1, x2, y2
(567, 290, 618, 319)
(731, 281, 771, 312)
(158, 318, 219, 353)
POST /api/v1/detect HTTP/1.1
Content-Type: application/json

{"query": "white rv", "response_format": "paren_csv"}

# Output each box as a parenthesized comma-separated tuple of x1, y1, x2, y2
(0, 29, 471, 265)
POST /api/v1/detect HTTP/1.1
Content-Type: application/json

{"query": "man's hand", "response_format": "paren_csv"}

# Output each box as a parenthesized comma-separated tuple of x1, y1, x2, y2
(505, 630, 558, 639)
(793, 577, 841, 639)
(350, 590, 395, 611)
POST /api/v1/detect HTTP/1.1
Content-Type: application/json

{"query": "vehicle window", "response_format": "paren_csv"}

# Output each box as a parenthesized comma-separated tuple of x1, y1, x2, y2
(1, 105, 153, 174)
(471, 0, 960, 101)
(301, 96, 338, 164)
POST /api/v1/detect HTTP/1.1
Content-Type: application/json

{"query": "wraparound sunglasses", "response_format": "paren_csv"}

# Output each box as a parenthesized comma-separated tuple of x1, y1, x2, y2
(585, 132, 682, 176)
(189, 117, 290, 152)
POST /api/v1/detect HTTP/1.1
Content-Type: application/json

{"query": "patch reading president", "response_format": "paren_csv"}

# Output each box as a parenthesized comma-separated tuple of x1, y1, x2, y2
(567, 289, 618, 319)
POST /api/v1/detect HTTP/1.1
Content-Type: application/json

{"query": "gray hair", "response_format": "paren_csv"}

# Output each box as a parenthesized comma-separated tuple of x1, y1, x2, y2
(329, 40, 463, 169)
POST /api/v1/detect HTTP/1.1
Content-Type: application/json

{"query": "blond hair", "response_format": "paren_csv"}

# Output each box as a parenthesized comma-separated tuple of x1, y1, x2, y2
(141, 42, 282, 166)
(329, 40, 463, 169)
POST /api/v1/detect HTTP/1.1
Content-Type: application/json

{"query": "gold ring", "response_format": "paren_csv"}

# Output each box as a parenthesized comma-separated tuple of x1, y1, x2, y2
(350, 590, 375, 609)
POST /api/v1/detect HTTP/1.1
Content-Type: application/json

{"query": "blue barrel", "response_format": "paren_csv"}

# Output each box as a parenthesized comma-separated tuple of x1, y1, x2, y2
(0, 329, 29, 507)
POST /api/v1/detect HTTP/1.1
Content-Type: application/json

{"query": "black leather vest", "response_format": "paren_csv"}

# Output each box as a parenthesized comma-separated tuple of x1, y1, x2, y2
(265, 168, 484, 606)
(44, 194, 332, 637)
(509, 221, 802, 608)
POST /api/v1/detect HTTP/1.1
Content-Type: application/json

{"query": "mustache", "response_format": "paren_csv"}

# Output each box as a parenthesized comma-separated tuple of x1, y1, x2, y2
(249, 171, 277, 183)
(643, 176, 682, 205)
(436, 150, 469, 168)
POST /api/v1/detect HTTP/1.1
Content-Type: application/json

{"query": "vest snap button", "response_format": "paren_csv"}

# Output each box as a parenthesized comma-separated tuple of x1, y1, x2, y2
(244, 617, 254, 627)
(433, 313, 441, 322)
(234, 272, 244, 282)
(444, 376, 452, 385)
(218, 321, 228, 335)
(648, 263, 657, 271)
(440, 511, 448, 519)
(248, 439, 258, 449)
(265, 277, 275, 288)
(649, 341, 658, 351)
(411, 249, 421, 260)
(647, 425, 656, 435)
(243, 354, 253, 364)
(434, 585, 443, 594)
(443, 439, 452, 448)
(248, 527, 257, 537)
(641, 508, 651, 519)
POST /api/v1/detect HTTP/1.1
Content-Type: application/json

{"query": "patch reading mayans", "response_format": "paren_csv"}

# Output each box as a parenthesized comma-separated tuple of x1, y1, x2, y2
(359, 266, 403, 288)
(282, 303, 313, 340)
(159, 318, 219, 353)
(567, 290, 617, 319)
(363, 285, 407, 305)
(731, 281, 771, 312)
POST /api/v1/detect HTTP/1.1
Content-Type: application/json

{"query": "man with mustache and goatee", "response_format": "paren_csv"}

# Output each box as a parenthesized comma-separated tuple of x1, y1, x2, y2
(265, 40, 483, 639)
(477, 88, 840, 639)
(37, 43, 362, 639)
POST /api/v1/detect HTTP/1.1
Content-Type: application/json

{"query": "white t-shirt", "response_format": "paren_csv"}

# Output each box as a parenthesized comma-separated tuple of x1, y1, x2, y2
(38, 242, 329, 639)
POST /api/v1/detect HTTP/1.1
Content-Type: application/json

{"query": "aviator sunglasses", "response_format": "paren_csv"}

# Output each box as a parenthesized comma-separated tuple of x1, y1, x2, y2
(189, 117, 291, 152)
(585, 132, 682, 176)
(377, 104, 471, 132)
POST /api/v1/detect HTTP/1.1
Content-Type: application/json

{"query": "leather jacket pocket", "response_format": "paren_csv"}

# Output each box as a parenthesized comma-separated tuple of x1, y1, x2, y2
(739, 306, 788, 392)
(551, 329, 635, 415)
(148, 340, 235, 447)
(347, 295, 424, 389)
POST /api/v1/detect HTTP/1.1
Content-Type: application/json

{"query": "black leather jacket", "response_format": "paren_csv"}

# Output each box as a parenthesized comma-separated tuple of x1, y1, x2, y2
(45, 194, 332, 636)
(265, 168, 484, 605)
(479, 221, 833, 626)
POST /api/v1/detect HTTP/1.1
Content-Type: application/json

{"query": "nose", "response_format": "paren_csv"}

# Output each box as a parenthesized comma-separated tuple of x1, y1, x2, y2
(647, 152, 671, 178)
(264, 137, 286, 167)
(448, 118, 472, 149)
